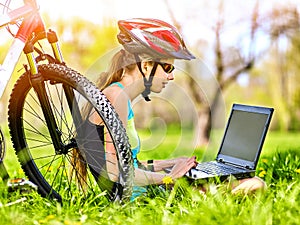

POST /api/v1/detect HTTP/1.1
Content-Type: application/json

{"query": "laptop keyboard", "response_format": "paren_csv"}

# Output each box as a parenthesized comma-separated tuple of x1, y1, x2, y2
(196, 161, 245, 175)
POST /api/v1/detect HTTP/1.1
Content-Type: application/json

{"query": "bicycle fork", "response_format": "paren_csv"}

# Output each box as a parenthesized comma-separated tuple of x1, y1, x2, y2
(23, 30, 73, 154)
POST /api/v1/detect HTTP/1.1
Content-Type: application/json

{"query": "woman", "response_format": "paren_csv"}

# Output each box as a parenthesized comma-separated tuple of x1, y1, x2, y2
(91, 18, 265, 198)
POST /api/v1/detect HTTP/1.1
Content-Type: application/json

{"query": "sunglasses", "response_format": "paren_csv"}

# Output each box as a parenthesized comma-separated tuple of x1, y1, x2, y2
(157, 62, 175, 74)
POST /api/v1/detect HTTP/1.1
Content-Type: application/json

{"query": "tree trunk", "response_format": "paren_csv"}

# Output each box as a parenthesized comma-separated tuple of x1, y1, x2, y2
(195, 106, 211, 147)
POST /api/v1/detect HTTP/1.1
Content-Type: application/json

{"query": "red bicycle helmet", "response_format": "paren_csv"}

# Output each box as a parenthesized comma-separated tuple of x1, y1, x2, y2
(117, 18, 195, 60)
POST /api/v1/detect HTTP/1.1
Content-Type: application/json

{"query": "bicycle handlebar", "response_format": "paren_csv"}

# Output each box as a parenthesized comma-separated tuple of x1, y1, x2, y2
(24, 0, 38, 8)
(0, 0, 38, 28)
(8, 4, 34, 22)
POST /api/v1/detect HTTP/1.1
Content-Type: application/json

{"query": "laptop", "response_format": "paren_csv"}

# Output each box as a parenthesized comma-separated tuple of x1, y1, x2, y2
(186, 103, 274, 181)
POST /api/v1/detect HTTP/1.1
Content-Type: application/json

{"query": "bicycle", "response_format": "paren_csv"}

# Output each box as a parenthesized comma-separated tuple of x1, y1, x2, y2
(0, 0, 133, 202)
(0, 128, 9, 181)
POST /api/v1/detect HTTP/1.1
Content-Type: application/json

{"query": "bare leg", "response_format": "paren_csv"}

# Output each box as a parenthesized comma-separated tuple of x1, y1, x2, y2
(231, 176, 267, 194)
(192, 176, 267, 195)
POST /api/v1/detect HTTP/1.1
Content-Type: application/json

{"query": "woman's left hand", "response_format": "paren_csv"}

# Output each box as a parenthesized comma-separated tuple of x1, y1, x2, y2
(153, 157, 196, 172)
(168, 156, 197, 180)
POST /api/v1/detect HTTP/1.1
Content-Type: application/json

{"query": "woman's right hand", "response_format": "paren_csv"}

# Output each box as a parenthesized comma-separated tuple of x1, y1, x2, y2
(169, 156, 197, 180)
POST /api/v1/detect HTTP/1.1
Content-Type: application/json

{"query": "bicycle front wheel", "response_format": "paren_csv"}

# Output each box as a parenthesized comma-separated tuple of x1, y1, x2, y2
(8, 64, 133, 202)
(0, 127, 5, 161)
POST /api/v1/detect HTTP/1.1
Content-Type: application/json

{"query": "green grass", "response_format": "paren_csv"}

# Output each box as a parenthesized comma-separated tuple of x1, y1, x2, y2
(1, 126, 300, 225)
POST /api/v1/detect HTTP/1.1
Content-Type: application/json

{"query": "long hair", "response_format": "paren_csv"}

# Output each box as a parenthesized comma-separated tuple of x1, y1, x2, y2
(71, 49, 136, 190)
(96, 49, 137, 91)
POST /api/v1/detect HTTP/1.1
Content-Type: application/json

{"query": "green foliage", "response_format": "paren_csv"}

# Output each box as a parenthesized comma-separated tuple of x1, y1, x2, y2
(52, 17, 119, 72)
(138, 124, 200, 160)
(0, 131, 300, 224)
(258, 149, 300, 183)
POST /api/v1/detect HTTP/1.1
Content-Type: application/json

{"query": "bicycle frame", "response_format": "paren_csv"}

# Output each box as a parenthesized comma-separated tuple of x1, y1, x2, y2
(0, 0, 64, 99)
(0, 0, 71, 153)
(0, 1, 133, 201)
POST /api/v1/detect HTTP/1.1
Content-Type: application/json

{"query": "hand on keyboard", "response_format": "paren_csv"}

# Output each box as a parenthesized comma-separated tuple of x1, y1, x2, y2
(168, 156, 197, 180)
(185, 168, 214, 179)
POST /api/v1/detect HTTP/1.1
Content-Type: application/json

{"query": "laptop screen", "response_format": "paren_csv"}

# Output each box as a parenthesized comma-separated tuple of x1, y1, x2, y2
(217, 104, 273, 168)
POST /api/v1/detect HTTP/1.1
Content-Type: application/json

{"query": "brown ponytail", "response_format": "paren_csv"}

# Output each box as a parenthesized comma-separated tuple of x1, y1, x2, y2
(96, 49, 136, 90)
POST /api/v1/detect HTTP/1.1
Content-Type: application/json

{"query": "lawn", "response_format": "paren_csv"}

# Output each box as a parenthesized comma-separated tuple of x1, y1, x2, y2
(0, 127, 300, 225)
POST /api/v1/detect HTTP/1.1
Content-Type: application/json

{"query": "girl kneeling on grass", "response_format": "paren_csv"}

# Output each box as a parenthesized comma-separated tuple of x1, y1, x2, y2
(89, 18, 266, 199)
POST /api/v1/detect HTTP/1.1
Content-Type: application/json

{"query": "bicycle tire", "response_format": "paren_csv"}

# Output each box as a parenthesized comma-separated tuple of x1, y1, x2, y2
(8, 64, 133, 202)
(0, 127, 5, 161)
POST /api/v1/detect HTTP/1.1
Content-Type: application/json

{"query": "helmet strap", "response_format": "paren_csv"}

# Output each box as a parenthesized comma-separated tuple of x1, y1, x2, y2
(134, 54, 158, 102)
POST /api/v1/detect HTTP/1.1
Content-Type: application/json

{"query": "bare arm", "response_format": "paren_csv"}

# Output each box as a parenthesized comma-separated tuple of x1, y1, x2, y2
(95, 86, 128, 182)
(103, 86, 197, 186)
(134, 156, 196, 186)
(141, 157, 197, 172)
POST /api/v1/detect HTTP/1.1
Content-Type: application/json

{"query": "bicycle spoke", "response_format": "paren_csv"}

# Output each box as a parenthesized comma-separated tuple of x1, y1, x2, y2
(23, 124, 51, 141)
(45, 80, 63, 130)
(47, 84, 72, 137)
(36, 154, 60, 173)
(48, 156, 65, 193)
(65, 153, 97, 195)
(23, 95, 48, 126)
(31, 153, 57, 161)
(8, 64, 133, 202)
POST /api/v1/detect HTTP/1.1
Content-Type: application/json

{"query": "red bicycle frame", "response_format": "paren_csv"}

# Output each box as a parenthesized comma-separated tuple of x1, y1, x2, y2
(0, 0, 64, 98)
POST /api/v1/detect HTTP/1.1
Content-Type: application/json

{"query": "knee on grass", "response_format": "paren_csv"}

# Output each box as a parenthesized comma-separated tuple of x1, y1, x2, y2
(231, 176, 267, 194)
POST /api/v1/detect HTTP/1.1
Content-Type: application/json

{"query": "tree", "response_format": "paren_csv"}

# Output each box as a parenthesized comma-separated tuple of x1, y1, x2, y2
(256, 5, 300, 131)
(163, 0, 300, 145)
(165, 0, 260, 146)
